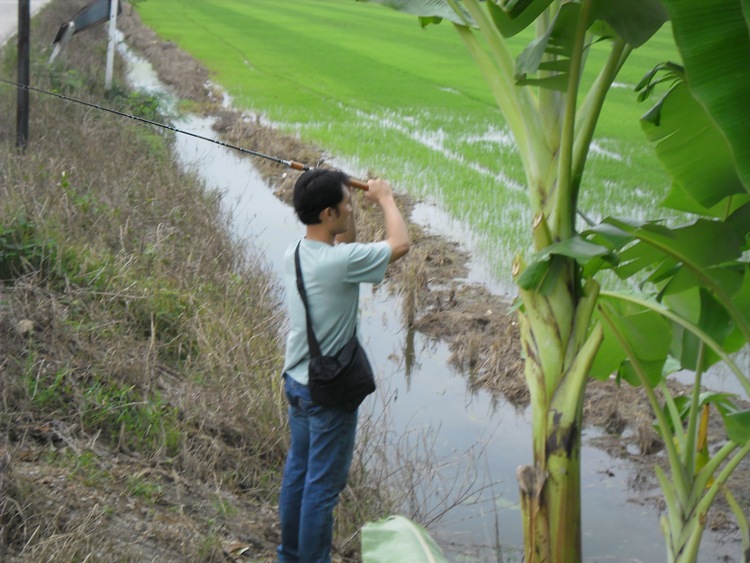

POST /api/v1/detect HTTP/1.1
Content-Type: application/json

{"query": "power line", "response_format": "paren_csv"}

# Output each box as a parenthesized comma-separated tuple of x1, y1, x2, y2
(0, 77, 369, 190)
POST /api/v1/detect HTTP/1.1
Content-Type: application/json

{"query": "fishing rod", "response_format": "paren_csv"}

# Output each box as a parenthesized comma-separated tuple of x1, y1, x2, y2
(0, 77, 370, 190)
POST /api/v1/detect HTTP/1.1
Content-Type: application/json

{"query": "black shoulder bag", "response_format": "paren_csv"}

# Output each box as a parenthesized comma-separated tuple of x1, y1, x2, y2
(294, 242, 376, 412)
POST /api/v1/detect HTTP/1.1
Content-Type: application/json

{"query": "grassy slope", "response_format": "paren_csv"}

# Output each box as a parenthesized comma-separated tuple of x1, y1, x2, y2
(1, 2, 284, 560)
(1, 2, 403, 559)
(135, 0, 680, 284)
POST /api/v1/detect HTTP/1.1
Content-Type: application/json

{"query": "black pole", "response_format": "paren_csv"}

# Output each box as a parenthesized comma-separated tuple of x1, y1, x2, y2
(17, 0, 31, 149)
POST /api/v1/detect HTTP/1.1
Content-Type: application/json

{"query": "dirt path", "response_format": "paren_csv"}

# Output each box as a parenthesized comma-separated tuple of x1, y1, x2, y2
(0, 0, 52, 46)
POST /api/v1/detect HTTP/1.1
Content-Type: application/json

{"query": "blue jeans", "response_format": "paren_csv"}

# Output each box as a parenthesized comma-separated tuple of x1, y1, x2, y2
(277, 374, 358, 563)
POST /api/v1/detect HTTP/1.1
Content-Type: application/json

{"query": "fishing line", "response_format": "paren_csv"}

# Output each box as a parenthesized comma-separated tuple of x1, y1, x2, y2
(0, 77, 369, 190)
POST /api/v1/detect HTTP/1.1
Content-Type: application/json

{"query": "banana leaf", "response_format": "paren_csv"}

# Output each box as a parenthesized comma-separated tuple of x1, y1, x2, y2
(659, 0, 750, 191)
(361, 515, 449, 563)
(356, 0, 473, 26)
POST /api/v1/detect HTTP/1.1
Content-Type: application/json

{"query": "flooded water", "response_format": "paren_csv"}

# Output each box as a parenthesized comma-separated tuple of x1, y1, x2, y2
(121, 43, 739, 563)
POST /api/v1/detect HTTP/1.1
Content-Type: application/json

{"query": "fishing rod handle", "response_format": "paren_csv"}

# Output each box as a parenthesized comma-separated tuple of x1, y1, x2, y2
(288, 160, 310, 172)
(348, 178, 369, 191)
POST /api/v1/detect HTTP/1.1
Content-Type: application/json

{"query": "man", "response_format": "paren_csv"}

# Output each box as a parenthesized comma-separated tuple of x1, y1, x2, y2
(277, 168, 410, 563)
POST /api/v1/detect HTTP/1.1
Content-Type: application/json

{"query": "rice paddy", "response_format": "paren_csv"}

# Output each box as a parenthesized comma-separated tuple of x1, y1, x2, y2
(134, 0, 682, 286)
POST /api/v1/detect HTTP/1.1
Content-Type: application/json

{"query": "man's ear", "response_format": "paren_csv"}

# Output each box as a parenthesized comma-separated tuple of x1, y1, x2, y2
(319, 207, 333, 223)
(321, 207, 340, 222)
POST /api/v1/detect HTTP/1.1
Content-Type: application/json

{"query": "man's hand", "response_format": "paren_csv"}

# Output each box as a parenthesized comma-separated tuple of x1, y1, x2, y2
(364, 178, 395, 205)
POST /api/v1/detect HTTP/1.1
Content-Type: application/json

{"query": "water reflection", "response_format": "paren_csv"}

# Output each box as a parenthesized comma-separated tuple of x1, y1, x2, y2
(121, 43, 738, 563)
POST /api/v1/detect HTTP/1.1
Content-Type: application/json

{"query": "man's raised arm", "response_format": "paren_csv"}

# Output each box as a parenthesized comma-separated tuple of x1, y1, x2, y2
(365, 179, 410, 263)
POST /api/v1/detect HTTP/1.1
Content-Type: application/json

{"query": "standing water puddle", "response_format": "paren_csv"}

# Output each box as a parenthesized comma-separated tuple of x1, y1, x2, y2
(122, 44, 736, 562)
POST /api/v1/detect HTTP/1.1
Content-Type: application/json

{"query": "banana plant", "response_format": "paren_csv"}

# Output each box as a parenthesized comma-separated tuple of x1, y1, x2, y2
(360, 0, 750, 562)
(590, 1, 750, 557)
(519, 1, 750, 560)
(357, 0, 670, 560)
(597, 297, 750, 561)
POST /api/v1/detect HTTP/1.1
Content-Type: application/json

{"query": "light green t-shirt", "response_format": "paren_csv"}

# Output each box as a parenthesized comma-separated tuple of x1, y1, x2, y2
(282, 238, 392, 385)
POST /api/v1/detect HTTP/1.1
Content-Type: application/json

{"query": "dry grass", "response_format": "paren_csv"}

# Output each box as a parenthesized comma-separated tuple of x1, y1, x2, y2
(0, 2, 293, 560)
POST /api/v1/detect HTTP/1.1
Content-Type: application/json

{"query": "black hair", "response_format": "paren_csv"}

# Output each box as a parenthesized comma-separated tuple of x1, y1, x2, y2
(293, 168, 350, 225)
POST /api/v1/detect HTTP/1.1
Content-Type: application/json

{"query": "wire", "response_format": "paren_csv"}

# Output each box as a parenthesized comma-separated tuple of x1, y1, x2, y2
(2, 76, 371, 189)
(0, 76, 307, 170)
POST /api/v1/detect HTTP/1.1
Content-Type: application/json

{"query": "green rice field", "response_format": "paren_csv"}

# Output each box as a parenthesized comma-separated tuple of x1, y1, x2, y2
(134, 0, 682, 286)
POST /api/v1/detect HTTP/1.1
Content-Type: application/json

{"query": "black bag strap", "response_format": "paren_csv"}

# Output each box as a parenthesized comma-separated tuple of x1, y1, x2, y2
(294, 241, 323, 358)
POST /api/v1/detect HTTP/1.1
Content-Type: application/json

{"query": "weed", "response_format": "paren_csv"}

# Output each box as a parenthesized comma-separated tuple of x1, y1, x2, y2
(48, 67, 86, 93)
(109, 87, 163, 122)
(0, 215, 55, 282)
(212, 496, 236, 517)
(81, 380, 182, 457)
(127, 475, 163, 504)
(66, 450, 113, 487)
(26, 367, 74, 411)
(196, 532, 224, 560)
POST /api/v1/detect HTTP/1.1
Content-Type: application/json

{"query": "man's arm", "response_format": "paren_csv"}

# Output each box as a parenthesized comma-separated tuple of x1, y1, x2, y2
(365, 179, 410, 263)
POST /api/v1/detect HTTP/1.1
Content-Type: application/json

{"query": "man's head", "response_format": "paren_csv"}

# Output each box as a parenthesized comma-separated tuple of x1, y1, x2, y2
(293, 168, 350, 225)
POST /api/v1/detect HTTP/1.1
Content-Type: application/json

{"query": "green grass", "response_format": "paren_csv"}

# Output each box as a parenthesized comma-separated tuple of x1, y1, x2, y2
(134, 0, 681, 285)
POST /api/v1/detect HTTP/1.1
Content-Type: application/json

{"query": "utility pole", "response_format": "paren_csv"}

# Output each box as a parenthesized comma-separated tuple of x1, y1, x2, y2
(17, 0, 30, 149)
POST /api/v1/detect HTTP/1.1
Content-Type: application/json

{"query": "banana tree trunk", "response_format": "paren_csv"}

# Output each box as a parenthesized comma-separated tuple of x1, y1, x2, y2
(513, 257, 603, 562)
